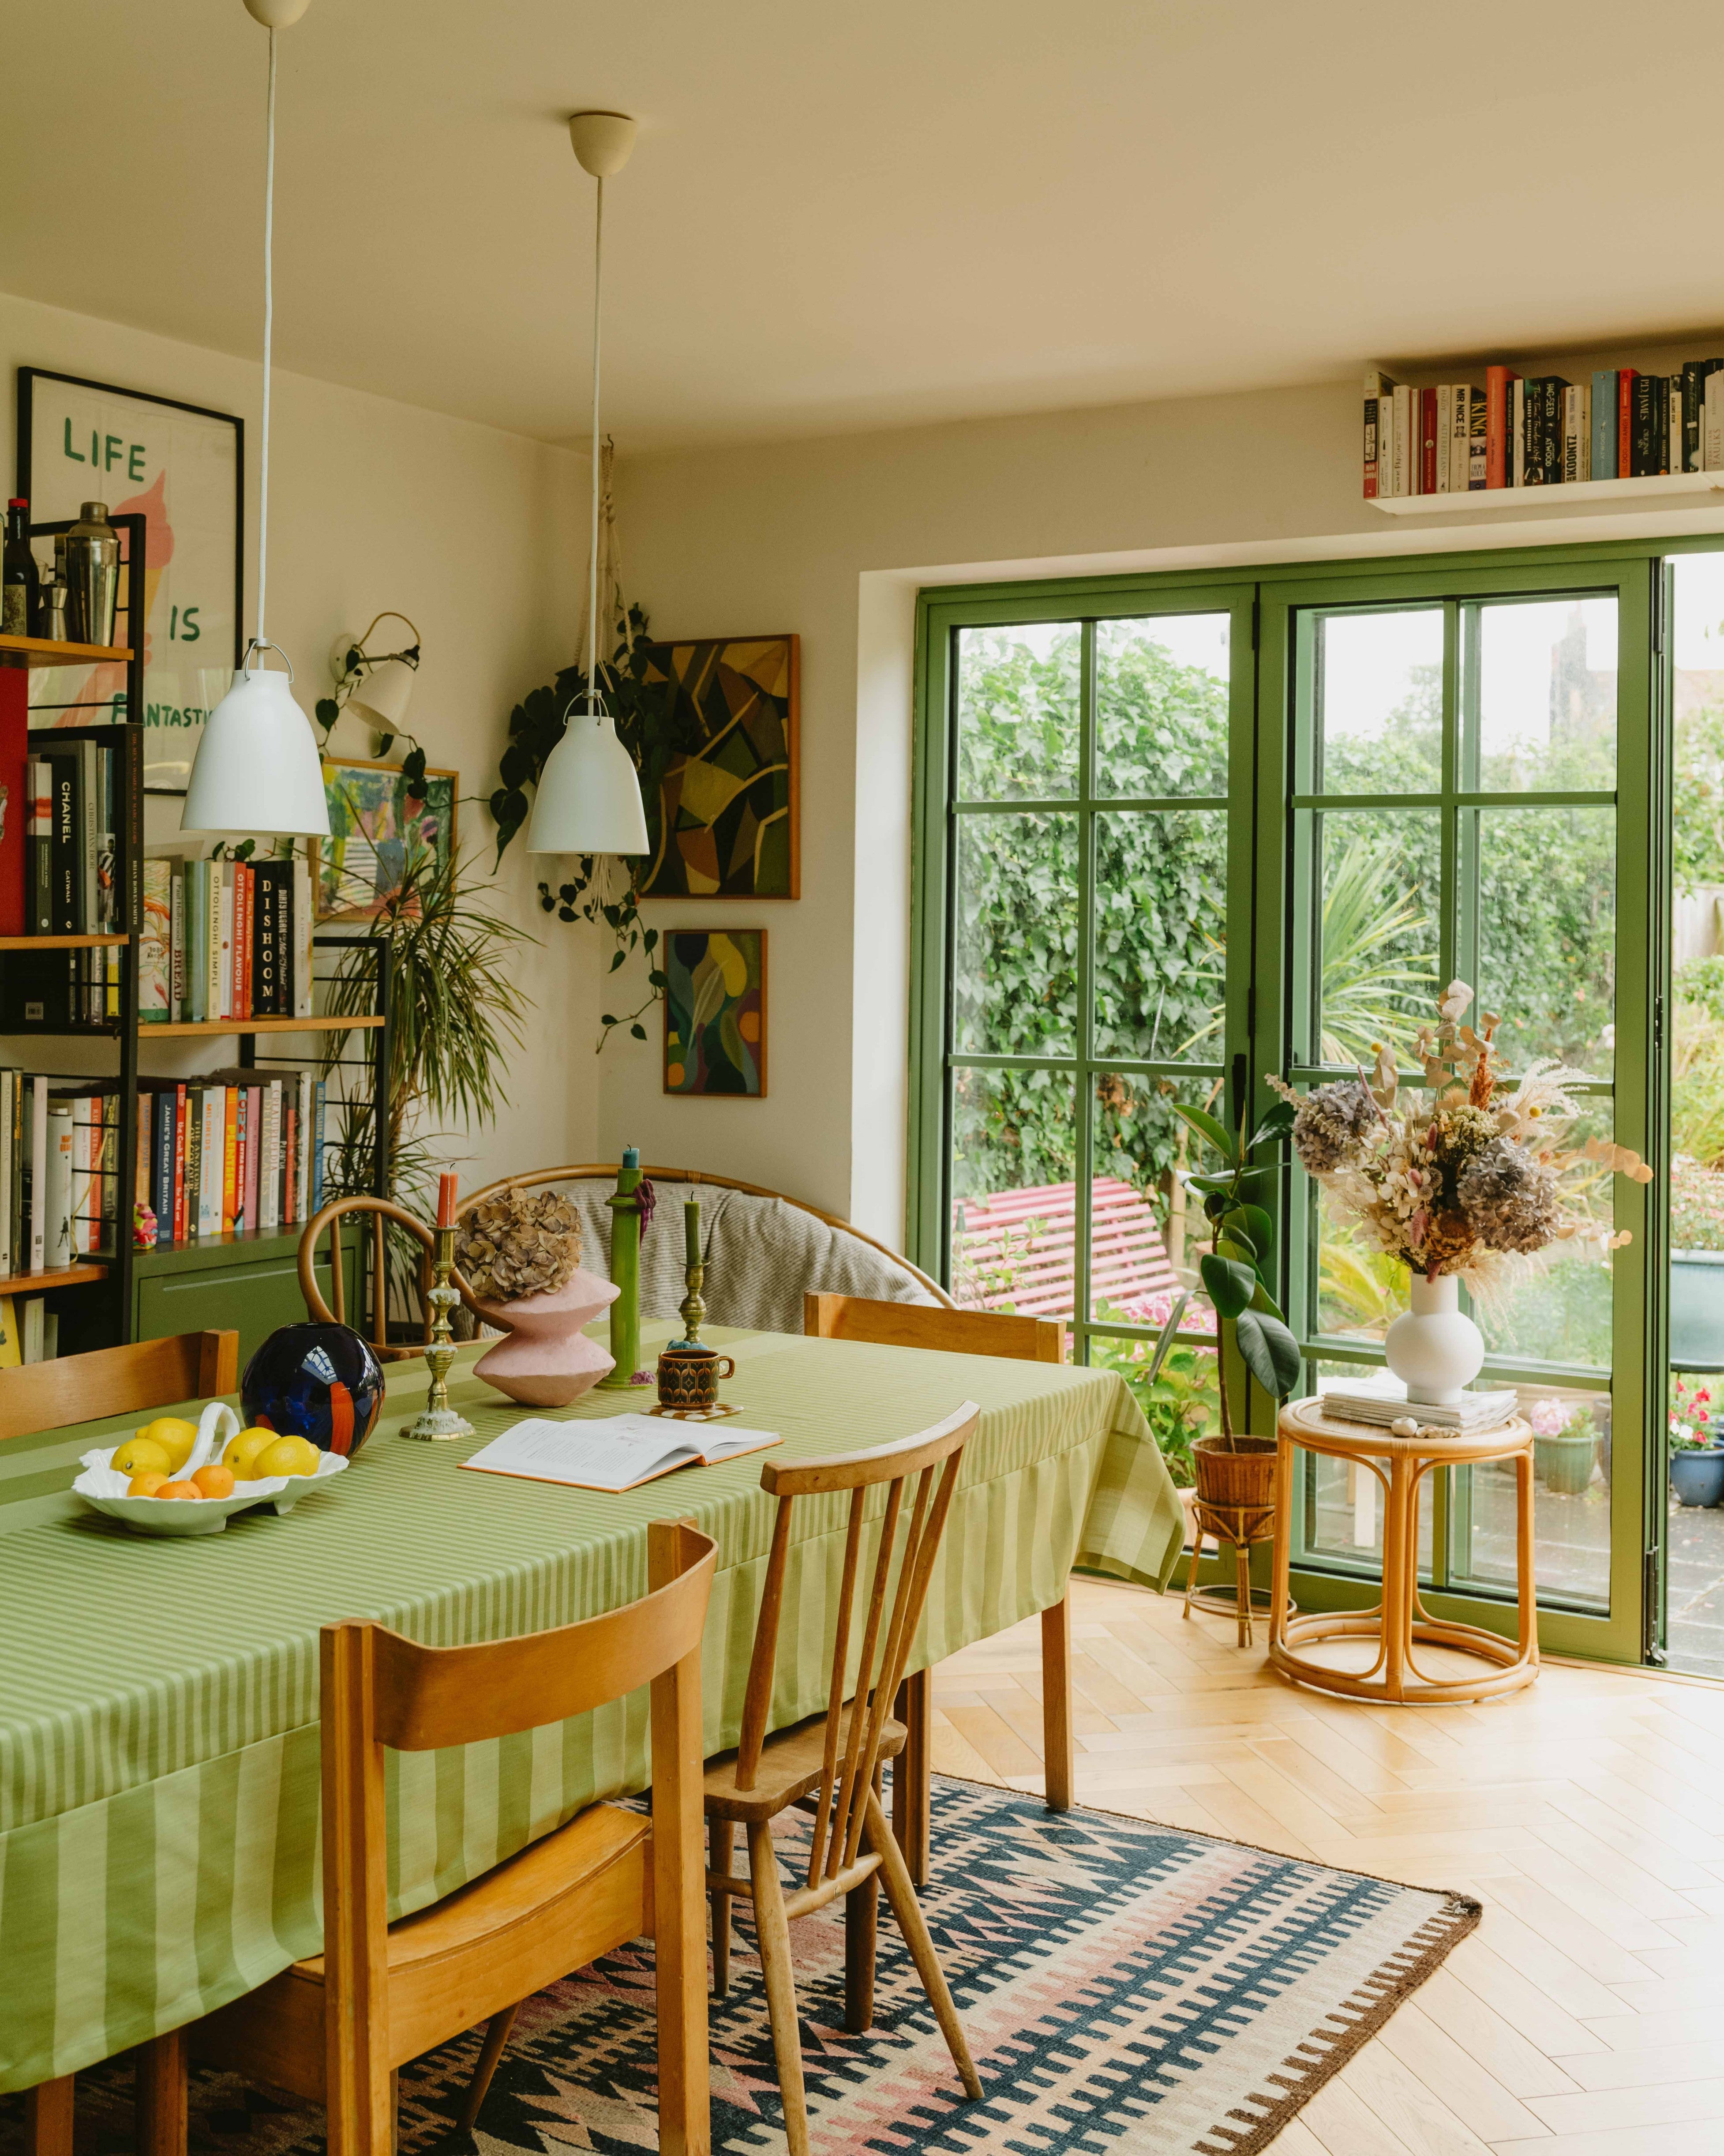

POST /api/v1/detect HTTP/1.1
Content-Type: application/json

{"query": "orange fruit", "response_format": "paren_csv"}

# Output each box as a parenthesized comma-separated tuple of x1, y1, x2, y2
(155, 1480, 202, 1501)
(126, 1470, 168, 1497)
(191, 1463, 235, 1499)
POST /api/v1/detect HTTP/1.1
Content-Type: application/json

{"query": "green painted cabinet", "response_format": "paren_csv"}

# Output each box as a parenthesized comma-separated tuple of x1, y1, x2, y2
(131, 1226, 357, 1370)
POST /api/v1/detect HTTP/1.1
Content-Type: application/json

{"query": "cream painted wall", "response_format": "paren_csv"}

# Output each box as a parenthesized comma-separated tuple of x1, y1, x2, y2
(0, 287, 594, 1193)
(612, 361, 1724, 1245)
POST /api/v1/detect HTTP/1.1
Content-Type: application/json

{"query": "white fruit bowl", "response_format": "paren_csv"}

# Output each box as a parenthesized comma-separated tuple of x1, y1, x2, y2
(73, 1401, 348, 1537)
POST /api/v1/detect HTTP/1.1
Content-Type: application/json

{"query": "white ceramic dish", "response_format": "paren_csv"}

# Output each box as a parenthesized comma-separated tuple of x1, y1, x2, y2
(73, 1401, 348, 1537)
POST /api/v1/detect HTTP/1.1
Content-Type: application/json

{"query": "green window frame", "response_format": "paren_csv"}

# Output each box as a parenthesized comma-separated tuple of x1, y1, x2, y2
(913, 537, 1679, 1667)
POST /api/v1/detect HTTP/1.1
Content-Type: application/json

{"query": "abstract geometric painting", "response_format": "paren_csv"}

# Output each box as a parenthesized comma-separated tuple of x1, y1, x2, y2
(639, 635, 798, 898)
(663, 929, 766, 1096)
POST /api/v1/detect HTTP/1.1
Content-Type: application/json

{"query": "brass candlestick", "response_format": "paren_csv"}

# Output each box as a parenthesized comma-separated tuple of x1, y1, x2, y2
(675, 1262, 705, 1349)
(405, 1225, 476, 1441)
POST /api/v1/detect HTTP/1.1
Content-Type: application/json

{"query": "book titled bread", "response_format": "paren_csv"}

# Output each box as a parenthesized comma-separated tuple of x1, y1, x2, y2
(461, 1412, 781, 1493)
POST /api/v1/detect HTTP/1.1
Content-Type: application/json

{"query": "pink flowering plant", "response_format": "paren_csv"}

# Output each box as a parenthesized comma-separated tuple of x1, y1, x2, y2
(1669, 1375, 1722, 1453)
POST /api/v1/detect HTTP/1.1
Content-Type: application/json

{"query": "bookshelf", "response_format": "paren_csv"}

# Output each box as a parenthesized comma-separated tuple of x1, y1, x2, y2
(0, 512, 393, 1357)
(1371, 470, 1724, 516)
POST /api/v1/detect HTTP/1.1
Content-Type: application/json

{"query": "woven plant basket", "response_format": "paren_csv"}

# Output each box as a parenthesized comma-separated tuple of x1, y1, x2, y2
(1192, 1434, 1279, 1510)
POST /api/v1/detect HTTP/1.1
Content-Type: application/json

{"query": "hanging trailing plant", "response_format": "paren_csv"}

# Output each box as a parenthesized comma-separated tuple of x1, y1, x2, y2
(487, 601, 688, 1051)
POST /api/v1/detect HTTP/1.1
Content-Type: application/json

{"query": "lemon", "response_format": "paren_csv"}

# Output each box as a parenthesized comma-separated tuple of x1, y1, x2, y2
(138, 1417, 199, 1472)
(254, 1434, 321, 1479)
(223, 1427, 277, 1480)
(112, 1435, 172, 1478)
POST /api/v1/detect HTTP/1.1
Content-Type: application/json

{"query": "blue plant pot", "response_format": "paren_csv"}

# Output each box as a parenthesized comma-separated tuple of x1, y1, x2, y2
(1670, 1446, 1724, 1509)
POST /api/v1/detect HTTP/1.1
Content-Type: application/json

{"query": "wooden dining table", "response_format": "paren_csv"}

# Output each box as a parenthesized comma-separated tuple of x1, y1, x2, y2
(0, 1316, 1184, 2124)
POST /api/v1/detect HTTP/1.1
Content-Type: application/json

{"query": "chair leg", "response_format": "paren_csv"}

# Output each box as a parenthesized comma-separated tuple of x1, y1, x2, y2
(746, 1820, 810, 2156)
(136, 2032, 187, 2156)
(710, 1815, 734, 1995)
(863, 1788, 982, 2100)
(456, 2006, 518, 2133)
(845, 1871, 879, 2033)
(25, 2076, 74, 2156)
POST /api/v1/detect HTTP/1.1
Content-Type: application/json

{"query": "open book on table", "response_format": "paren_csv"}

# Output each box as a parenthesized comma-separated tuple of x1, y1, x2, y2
(459, 1412, 780, 1493)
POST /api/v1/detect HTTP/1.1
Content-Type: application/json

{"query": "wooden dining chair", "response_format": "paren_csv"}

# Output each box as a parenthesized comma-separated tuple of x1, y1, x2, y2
(802, 1292, 1074, 1874)
(156, 1519, 717, 2156)
(704, 1403, 985, 2156)
(297, 1195, 477, 1360)
(0, 1327, 237, 1442)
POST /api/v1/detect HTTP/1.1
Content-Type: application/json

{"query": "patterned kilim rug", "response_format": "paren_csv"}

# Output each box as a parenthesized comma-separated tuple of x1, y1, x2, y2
(2, 1777, 1478, 2156)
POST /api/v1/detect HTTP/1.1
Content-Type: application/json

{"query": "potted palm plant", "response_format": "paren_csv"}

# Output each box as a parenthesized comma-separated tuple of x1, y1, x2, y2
(1169, 1097, 1303, 1511)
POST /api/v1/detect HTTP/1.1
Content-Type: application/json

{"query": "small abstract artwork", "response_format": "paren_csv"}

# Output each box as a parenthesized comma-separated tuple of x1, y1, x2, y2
(639, 634, 798, 898)
(314, 757, 457, 921)
(664, 930, 766, 1097)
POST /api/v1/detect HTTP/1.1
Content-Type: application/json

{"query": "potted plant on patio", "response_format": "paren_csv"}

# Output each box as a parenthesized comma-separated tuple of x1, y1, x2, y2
(1669, 1375, 1724, 1508)
(1169, 1096, 1302, 1512)
(1529, 1397, 1599, 1496)
(1669, 1156, 1724, 1369)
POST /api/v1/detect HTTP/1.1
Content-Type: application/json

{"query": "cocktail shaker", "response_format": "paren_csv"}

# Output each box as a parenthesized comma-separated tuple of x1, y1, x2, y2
(64, 501, 120, 647)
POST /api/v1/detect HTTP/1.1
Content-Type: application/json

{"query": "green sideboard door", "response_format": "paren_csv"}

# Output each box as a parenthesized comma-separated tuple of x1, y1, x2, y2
(131, 1226, 357, 1369)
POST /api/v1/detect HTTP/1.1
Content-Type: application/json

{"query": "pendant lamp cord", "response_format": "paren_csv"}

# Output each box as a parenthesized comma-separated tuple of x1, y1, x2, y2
(585, 173, 604, 715)
(256, 24, 278, 661)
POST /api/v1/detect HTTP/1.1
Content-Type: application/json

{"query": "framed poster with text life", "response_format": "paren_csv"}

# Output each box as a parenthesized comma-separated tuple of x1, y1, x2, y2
(16, 368, 243, 791)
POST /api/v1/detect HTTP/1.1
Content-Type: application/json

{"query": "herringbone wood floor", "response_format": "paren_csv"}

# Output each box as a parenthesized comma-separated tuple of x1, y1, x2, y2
(929, 1575, 1724, 2155)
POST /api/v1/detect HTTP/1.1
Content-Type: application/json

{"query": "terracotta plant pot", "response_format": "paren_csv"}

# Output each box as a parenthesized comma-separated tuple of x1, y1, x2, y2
(473, 1270, 619, 1407)
(1192, 1435, 1279, 1513)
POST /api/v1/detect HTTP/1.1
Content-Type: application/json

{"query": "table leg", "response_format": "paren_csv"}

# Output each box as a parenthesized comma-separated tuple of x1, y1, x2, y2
(136, 2031, 187, 2156)
(1040, 1595, 1074, 1811)
(25, 2076, 74, 2156)
(1234, 1538, 1252, 1649)
(1269, 1437, 1294, 1657)
(1382, 1459, 1413, 1701)
(1516, 1449, 1539, 1672)
(892, 1671, 931, 1887)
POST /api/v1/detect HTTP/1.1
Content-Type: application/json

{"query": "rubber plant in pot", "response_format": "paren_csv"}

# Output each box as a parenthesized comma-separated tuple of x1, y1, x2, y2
(1170, 1095, 1303, 1514)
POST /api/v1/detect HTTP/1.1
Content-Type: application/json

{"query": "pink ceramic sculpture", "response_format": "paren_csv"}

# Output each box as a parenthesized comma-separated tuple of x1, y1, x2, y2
(473, 1268, 619, 1407)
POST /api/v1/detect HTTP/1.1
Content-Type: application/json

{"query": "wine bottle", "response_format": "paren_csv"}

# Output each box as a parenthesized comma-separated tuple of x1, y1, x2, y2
(2, 499, 38, 638)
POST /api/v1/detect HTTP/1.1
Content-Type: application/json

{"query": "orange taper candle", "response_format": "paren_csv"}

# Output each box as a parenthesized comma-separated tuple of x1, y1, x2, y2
(437, 1170, 458, 1229)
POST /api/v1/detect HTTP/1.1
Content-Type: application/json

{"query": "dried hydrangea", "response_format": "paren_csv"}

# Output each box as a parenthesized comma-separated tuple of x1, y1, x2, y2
(1291, 1079, 1377, 1176)
(455, 1188, 583, 1302)
(1456, 1139, 1561, 1255)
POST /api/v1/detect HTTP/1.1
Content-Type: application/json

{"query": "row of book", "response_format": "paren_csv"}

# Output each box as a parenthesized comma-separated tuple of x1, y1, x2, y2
(1364, 360, 1724, 497)
(0, 1296, 57, 1364)
(140, 855, 315, 1024)
(0, 1063, 327, 1274)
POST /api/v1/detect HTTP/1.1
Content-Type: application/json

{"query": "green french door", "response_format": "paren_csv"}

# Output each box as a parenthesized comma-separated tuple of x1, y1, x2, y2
(910, 578, 1259, 1421)
(1257, 556, 1658, 1663)
(914, 547, 1662, 1664)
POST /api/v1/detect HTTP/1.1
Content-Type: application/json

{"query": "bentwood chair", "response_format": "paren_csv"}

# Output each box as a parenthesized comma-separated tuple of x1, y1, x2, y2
(297, 1195, 479, 1360)
(704, 1405, 985, 2156)
(160, 1521, 717, 2156)
(802, 1292, 1073, 1874)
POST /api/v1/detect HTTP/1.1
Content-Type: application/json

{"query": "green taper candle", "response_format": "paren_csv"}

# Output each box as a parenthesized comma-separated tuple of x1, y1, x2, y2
(684, 1196, 701, 1266)
(599, 1146, 645, 1388)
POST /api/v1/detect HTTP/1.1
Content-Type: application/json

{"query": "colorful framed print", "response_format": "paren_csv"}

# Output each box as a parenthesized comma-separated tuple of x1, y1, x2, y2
(16, 368, 243, 790)
(638, 634, 799, 898)
(663, 929, 766, 1097)
(313, 758, 458, 923)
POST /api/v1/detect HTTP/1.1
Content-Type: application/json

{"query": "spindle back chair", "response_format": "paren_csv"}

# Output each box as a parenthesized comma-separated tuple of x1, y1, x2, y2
(296, 1195, 478, 1360)
(703, 1403, 984, 2156)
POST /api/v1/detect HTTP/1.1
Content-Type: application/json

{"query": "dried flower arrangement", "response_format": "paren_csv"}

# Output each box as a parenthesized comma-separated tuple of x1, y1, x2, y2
(454, 1188, 584, 1303)
(1270, 980, 1653, 1285)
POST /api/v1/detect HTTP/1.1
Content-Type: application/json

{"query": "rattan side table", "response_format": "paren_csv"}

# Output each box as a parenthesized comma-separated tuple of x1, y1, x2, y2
(1269, 1397, 1540, 1705)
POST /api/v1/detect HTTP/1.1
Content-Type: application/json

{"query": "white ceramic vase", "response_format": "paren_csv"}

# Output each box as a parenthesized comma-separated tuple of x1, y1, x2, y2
(1383, 1272, 1484, 1407)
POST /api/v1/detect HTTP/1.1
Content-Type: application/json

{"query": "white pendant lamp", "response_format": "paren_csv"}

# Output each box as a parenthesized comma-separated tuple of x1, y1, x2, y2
(527, 112, 649, 857)
(183, 0, 330, 837)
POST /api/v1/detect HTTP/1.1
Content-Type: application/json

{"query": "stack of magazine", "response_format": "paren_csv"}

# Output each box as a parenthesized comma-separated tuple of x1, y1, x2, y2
(1318, 1375, 1518, 1435)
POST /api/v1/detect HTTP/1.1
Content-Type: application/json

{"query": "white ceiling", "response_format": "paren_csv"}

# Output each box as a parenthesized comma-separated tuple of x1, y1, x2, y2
(5, 0, 1724, 453)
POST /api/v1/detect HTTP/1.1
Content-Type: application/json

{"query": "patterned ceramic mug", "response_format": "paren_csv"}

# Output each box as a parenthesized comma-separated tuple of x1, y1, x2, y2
(657, 1346, 736, 1412)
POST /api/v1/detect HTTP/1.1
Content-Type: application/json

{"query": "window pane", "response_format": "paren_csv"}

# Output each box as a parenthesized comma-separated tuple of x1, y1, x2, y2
(1094, 613, 1230, 799)
(953, 812, 1077, 1055)
(1477, 1103, 1617, 1371)
(1315, 608, 1443, 794)
(1302, 1360, 1436, 1578)
(1473, 597, 1616, 790)
(949, 1067, 1076, 1324)
(1089, 1068, 1226, 1324)
(1455, 1382, 1609, 1611)
(1314, 1182, 1406, 1345)
(1093, 809, 1228, 1062)
(1091, 1326, 1215, 1489)
(955, 623, 1079, 801)
(1309, 810, 1440, 1066)
(1472, 804, 1615, 1074)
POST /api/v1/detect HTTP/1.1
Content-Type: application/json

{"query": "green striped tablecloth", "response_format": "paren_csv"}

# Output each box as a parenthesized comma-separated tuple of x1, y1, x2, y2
(0, 1320, 1183, 2092)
